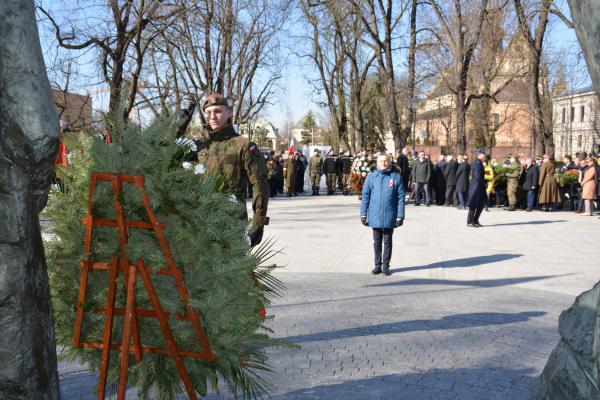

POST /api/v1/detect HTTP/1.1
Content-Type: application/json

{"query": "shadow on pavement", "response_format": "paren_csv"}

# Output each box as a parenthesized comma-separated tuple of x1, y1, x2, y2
(271, 367, 538, 400)
(280, 311, 545, 344)
(485, 220, 566, 227)
(389, 253, 523, 274)
(367, 275, 556, 288)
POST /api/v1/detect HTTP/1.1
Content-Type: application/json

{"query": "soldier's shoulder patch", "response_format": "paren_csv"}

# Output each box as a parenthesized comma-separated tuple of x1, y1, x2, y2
(248, 142, 258, 153)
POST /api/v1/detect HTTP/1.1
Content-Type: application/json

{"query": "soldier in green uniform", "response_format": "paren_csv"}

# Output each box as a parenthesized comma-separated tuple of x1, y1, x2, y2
(505, 154, 521, 211)
(284, 152, 296, 197)
(202, 92, 269, 246)
(309, 149, 323, 195)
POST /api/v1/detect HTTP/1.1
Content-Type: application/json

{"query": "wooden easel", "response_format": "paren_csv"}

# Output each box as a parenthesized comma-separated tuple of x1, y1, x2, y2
(72, 172, 216, 400)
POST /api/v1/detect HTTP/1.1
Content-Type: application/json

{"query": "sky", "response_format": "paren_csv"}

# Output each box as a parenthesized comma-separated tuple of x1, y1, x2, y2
(37, 1, 585, 134)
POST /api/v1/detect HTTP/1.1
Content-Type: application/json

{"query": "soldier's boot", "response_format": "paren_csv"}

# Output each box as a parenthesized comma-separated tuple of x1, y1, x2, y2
(311, 187, 317, 196)
(371, 266, 382, 275)
(382, 265, 391, 276)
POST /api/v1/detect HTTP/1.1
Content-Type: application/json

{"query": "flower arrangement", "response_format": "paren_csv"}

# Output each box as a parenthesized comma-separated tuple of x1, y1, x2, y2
(557, 169, 580, 187)
(350, 156, 371, 194)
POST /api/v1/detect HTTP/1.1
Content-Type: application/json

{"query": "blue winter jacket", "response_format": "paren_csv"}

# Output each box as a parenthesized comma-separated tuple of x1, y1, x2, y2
(360, 168, 406, 228)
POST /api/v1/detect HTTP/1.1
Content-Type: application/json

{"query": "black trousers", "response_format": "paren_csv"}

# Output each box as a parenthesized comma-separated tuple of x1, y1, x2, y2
(445, 185, 455, 205)
(373, 228, 394, 267)
(467, 206, 484, 224)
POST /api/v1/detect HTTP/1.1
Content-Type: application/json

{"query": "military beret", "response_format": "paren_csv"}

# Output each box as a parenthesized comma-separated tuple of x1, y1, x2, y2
(202, 93, 231, 110)
(473, 147, 486, 155)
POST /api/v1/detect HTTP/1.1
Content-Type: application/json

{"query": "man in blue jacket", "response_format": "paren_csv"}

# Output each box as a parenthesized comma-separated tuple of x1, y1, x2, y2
(360, 153, 406, 276)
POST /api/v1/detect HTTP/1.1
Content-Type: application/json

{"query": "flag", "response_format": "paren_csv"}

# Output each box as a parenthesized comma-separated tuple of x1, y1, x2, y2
(288, 136, 296, 154)
(105, 127, 112, 144)
(55, 137, 68, 166)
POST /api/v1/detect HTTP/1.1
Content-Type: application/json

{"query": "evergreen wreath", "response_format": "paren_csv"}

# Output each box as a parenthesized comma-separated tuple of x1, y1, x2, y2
(44, 109, 285, 399)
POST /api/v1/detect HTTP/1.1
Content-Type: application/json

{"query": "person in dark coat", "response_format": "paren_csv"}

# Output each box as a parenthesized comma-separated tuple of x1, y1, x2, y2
(396, 148, 411, 189)
(411, 151, 431, 206)
(467, 149, 487, 227)
(294, 152, 305, 194)
(522, 157, 539, 211)
(444, 155, 458, 206)
(433, 155, 447, 205)
(274, 155, 284, 194)
(455, 155, 470, 209)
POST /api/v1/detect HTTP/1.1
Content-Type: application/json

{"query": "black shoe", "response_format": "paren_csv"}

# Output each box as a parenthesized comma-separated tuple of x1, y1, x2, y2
(467, 223, 475, 227)
(414, 203, 420, 206)
(371, 266, 382, 275)
(485, 207, 489, 212)
(507, 206, 516, 211)
(526, 208, 532, 212)
(382, 265, 391, 276)
(426, 204, 430, 207)
(473, 223, 483, 227)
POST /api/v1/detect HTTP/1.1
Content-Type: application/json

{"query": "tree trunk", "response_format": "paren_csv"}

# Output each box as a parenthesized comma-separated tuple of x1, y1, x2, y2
(401, 0, 418, 148)
(529, 51, 546, 156)
(456, 87, 467, 154)
(0, 1, 60, 398)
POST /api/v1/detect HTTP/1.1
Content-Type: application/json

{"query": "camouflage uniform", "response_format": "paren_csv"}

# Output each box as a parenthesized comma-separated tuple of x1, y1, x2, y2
(309, 153, 323, 195)
(204, 125, 270, 227)
(339, 155, 354, 195)
(505, 160, 521, 209)
(284, 156, 296, 197)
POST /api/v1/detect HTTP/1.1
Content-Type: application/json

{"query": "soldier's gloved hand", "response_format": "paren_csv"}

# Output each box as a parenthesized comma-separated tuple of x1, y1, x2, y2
(360, 216, 368, 226)
(247, 224, 264, 247)
(395, 218, 404, 227)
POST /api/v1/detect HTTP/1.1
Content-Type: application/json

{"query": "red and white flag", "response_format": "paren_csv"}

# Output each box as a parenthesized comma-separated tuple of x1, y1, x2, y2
(105, 127, 112, 144)
(55, 137, 68, 166)
(288, 136, 296, 154)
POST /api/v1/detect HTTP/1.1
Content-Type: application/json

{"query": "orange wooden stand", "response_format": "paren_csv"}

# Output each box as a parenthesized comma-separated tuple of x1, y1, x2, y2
(72, 172, 216, 400)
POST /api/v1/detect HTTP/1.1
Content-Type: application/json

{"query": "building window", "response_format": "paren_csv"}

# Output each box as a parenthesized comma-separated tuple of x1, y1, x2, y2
(571, 107, 575, 122)
(80, 117, 85, 126)
(578, 135, 582, 149)
(580, 105, 585, 122)
(493, 113, 500, 130)
(562, 107, 565, 123)
(560, 136, 564, 149)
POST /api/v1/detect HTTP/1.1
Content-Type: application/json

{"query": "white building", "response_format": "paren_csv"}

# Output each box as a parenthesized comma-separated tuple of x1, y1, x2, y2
(238, 116, 280, 150)
(553, 86, 600, 158)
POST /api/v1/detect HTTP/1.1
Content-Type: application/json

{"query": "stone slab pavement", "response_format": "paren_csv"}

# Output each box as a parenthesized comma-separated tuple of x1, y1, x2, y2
(56, 192, 600, 399)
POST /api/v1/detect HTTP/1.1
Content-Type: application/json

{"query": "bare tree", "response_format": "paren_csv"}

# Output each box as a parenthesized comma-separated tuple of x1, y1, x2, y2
(38, 1, 183, 122)
(352, 0, 409, 149)
(513, 0, 551, 155)
(513, 0, 572, 155)
(426, 0, 490, 154)
(299, 0, 350, 150)
(469, 0, 524, 154)
(153, 0, 290, 125)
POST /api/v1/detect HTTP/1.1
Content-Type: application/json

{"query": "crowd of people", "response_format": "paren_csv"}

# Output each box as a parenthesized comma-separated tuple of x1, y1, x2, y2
(261, 147, 600, 218)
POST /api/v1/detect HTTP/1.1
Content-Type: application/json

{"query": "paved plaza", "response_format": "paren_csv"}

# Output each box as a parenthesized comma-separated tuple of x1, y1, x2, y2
(57, 193, 600, 399)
